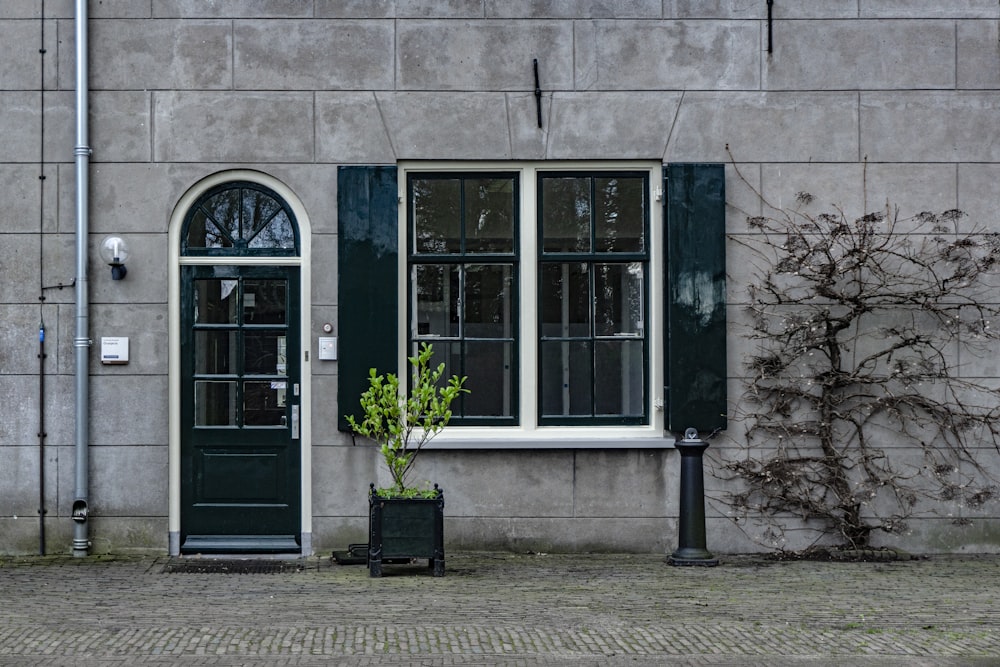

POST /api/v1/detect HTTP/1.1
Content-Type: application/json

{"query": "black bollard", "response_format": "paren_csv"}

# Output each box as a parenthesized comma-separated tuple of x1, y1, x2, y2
(669, 428, 719, 566)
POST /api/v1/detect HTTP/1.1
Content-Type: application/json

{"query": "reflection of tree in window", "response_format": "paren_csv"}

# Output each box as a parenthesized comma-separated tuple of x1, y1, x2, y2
(185, 183, 296, 252)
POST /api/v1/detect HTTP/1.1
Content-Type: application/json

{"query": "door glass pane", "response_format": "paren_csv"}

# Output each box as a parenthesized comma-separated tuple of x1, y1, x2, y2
(194, 330, 237, 374)
(244, 279, 287, 324)
(194, 381, 237, 426)
(540, 340, 592, 417)
(194, 279, 238, 324)
(464, 177, 515, 253)
(464, 264, 514, 339)
(244, 381, 287, 426)
(595, 340, 644, 416)
(413, 264, 459, 337)
(245, 331, 287, 376)
(464, 341, 514, 418)
(540, 262, 590, 338)
(412, 178, 461, 254)
(594, 263, 644, 336)
(595, 176, 645, 253)
(186, 209, 232, 249)
(241, 188, 282, 240)
(541, 177, 591, 253)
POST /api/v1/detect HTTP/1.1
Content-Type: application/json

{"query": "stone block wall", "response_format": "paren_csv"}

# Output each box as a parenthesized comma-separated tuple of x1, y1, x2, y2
(2, 1, 999, 554)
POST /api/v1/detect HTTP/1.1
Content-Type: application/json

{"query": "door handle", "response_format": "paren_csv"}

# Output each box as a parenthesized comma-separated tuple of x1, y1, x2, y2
(290, 405, 299, 440)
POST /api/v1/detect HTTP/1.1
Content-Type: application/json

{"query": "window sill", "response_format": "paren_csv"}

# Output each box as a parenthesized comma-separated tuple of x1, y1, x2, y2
(422, 427, 675, 450)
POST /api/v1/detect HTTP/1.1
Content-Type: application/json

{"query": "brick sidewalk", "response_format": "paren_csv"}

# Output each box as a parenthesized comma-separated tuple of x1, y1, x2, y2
(0, 552, 998, 666)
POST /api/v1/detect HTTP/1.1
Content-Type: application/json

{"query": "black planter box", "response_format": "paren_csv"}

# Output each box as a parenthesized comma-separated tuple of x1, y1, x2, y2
(368, 484, 445, 577)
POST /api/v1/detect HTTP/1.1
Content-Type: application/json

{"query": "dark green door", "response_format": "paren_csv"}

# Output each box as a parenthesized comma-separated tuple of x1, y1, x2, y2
(180, 264, 301, 553)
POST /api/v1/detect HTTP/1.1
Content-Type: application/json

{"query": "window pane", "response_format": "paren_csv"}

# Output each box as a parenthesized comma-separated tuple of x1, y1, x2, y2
(464, 177, 515, 253)
(194, 381, 237, 426)
(241, 188, 282, 240)
(413, 178, 461, 254)
(540, 341, 592, 416)
(595, 340, 644, 416)
(464, 341, 514, 418)
(413, 265, 459, 337)
(194, 279, 238, 324)
(595, 176, 645, 253)
(244, 381, 287, 426)
(244, 279, 287, 324)
(202, 189, 241, 243)
(244, 332, 287, 376)
(541, 177, 591, 253)
(594, 263, 644, 336)
(186, 209, 232, 249)
(464, 264, 514, 339)
(540, 262, 590, 338)
(194, 330, 237, 375)
(249, 210, 295, 249)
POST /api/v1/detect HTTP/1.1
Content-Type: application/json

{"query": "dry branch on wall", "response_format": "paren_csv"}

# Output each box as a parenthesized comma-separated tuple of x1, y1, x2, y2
(722, 157, 1000, 550)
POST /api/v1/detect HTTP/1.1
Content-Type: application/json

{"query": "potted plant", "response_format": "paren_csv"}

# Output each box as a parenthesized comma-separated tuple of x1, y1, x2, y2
(346, 342, 467, 577)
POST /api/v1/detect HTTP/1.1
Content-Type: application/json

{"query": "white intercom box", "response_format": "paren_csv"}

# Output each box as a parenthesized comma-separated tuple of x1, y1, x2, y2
(318, 337, 338, 361)
(101, 337, 129, 364)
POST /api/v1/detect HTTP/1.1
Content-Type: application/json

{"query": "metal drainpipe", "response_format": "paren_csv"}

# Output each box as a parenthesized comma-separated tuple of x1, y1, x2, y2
(71, 0, 91, 557)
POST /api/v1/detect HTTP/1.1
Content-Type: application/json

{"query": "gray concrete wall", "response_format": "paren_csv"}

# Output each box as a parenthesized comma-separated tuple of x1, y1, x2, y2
(2, 2, 999, 555)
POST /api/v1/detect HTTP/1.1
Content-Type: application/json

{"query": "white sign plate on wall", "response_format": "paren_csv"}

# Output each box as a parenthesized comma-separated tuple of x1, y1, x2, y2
(101, 337, 129, 364)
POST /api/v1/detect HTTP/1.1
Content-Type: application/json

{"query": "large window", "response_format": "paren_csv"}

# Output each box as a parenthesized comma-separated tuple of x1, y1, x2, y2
(405, 165, 654, 431)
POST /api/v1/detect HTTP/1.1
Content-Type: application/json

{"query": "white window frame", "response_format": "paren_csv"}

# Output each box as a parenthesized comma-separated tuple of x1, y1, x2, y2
(398, 161, 670, 449)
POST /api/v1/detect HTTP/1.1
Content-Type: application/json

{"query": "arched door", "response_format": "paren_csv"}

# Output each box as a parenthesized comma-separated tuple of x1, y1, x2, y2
(178, 181, 302, 553)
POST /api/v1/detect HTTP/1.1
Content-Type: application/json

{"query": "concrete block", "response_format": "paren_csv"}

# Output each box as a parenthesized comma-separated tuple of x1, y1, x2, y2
(86, 304, 168, 376)
(315, 92, 396, 163)
(0, 20, 46, 90)
(860, 0, 999, 19)
(724, 162, 764, 223)
(764, 21, 955, 91)
(0, 374, 74, 447)
(0, 305, 58, 375)
(87, 164, 177, 235)
(546, 92, 682, 159)
(86, 233, 169, 306)
(0, 517, 72, 555)
(315, 0, 396, 18)
(958, 164, 1000, 234)
(397, 20, 574, 91)
(861, 92, 1000, 163)
(264, 164, 341, 235)
(958, 21, 1000, 89)
(234, 20, 394, 91)
(0, 92, 40, 162)
(43, 91, 152, 163)
(396, 0, 485, 18)
(1, 1, 63, 18)
(311, 445, 381, 516)
(87, 375, 168, 447)
(0, 446, 58, 517)
(0, 234, 41, 303)
(418, 449, 576, 518)
(0, 164, 57, 233)
(446, 516, 674, 552)
(573, 449, 672, 517)
(864, 163, 958, 219)
(667, 92, 859, 163)
(58, 19, 232, 91)
(153, 92, 314, 162)
(760, 163, 865, 218)
(58, 445, 168, 517)
(376, 92, 510, 159)
(486, 0, 661, 19)
(309, 233, 338, 308)
(507, 92, 550, 160)
(87, 517, 168, 553)
(575, 21, 759, 91)
(153, 0, 312, 18)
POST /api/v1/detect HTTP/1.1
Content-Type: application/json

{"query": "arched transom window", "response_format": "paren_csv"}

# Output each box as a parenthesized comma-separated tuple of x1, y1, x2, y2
(182, 181, 299, 257)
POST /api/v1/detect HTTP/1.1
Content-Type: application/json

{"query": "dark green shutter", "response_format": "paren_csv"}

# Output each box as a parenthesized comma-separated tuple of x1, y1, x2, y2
(665, 163, 727, 434)
(337, 166, 399, 432)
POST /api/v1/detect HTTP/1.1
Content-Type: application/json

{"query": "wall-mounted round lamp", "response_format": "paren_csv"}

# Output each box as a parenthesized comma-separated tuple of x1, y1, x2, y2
(99, 236, 130, 280)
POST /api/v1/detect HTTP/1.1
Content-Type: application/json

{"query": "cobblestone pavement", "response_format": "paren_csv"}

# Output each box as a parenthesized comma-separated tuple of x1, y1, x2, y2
(0, 551, 998, 666)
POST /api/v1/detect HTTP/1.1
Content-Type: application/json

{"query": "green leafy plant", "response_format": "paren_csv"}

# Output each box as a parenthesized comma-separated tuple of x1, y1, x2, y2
(346, 342, 468, 498)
